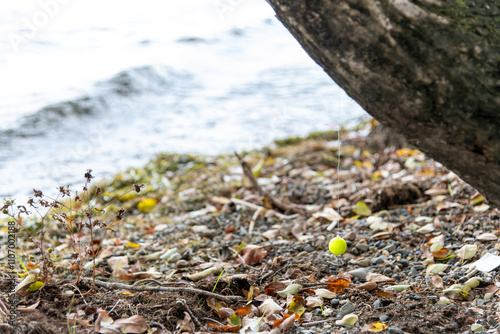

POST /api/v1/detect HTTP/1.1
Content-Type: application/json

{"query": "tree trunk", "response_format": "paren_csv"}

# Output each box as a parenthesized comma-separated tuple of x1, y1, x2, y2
(267, 0, 500, 206)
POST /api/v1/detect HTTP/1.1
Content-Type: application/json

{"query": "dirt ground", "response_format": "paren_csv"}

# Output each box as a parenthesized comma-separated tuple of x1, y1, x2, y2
(2, 123, 500, 334)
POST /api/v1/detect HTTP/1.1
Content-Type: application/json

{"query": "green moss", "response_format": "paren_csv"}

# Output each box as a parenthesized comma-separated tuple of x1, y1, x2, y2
(425, 0, 500, 47)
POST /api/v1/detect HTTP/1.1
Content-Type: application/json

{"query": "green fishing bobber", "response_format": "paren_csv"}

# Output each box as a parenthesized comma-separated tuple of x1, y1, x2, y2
(329, 236, 347, 255)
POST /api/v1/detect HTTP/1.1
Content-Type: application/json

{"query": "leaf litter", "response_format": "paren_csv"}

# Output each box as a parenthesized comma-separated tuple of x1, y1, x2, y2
(3, 123, 500, 333)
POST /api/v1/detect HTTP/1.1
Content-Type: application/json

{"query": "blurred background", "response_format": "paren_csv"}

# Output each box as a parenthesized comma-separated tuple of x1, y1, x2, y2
(0, 0, 366, 201)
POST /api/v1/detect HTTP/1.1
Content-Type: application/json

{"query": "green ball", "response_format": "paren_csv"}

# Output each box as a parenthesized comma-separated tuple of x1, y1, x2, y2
(329, 236, 347, 255)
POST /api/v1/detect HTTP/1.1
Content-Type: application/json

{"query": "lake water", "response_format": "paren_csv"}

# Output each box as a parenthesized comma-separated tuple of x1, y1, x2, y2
(0, 0, 366, 201)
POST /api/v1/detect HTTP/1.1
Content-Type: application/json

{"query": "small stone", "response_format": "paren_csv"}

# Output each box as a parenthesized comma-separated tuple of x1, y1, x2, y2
(338, 301, 355, 316)
(344, 231, 356, 241)
(356, 243, 369, 252)
(409, 267, 419, 276)
(384, 244, 396, 252)
(349, 268, 368, 279)
(458, 276, 468, 283)
(388, 327, 404, 334)
(62, 290, 75, 299)
(303, 245, 315, 252)
(357, 259, 371, 267)
(175, 260, 189, 268)
(169, 252, 182, 263)
(330, 299, 340, 306)
(373, 299, 383, 309)
(380, 315, 389, 322)
(476, 299, 485, 306)
(487, 315, 498, 326)
(383, 267, 393, 275)
(400, 259, 410, 267)
(484, 292, 493, 301)
(391, 274, 402, 281)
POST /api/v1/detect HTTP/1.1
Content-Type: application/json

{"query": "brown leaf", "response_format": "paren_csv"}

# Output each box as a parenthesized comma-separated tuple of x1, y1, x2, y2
(99, 315, 149, 334)
(431, 275, 444, 289)
(366, 273, 392, 283)
(279, 312, 296, 331)
(18, 300, 40, 312)
(218, 307, 235, 319)
(305, 296, 323, 308)
(113, 315, 149, 333)
(485, 284, 500, 295)
(208, 323, 240, 333)
(326, 278, 350, 293)
(357, 282, 378, 291)
(433, 248, 452, 259)
(107, 256, 129, 279)
(236, 245, 267, 265)
(176, 312, 195, 333)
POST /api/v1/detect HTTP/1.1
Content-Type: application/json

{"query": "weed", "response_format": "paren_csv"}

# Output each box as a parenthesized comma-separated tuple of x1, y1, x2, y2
(212, 267, 226, 293)
(1, 169, 143, 294)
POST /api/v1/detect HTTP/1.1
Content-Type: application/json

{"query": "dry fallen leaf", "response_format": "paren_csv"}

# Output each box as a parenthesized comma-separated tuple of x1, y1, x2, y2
(456, 244, 477, 260)
(236, 245, 267, 265)
(363, 321, 388, 332)
(305, 296, 323, 308)
(366, 272, 392, 283)
(107, 256, 129, 279)
(357, 282, 378, 291)
(476, 233, 498, 241)
(99, 315, 150, 334)
(326, 278, 350, 293)
(431, 275, 444, 289)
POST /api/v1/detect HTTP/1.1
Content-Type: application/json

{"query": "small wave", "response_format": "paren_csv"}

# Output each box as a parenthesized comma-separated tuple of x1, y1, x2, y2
(1, 66, 191, 138)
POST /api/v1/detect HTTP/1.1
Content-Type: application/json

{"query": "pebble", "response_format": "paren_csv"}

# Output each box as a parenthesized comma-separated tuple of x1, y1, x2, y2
(175, 260, 189, 268)
(357, 259, 371, 267)
(169, 253, 182, 263)
(296, 329, 315, 334)
(458, 276, 468, 283)
(409, 267, 419, 276)
(487, 315, 498, 326)
(383, 267, 393, 275)
(338, 301, 355, 316)
(62, 290, 75, 299)
(391, 274, 402, 281)
(349, 268, 368, 279)
(384, 244, 397, 252)
(380, 315, 389, 322)
(330, 299, 340, 306)
(388, 328, 404, 334)
(476, 299, 485, 306)
(303, 245, 315, 252)
(373, 299, 383, 309)
(356, 243, 369, 252)
(371, 255, 387, 264)
(314, 309, 324, 316)
(400, 259, 410, 267)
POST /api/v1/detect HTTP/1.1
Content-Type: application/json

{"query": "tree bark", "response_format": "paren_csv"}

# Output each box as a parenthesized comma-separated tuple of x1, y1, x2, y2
(266, 0, 500, 206)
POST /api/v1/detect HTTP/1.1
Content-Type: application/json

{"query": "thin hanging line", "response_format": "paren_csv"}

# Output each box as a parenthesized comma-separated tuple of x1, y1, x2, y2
(337, 88, 341, 235)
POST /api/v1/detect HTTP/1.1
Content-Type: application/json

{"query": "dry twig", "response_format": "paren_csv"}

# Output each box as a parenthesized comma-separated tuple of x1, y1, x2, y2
(235, 152, 301, 213)
(81, 278, 242, 302)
